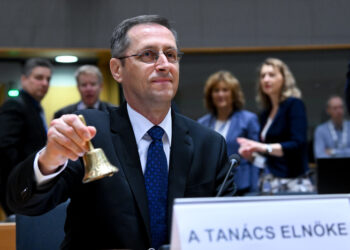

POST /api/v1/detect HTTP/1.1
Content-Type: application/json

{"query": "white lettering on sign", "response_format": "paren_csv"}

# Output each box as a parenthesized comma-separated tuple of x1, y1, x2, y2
(170, 195, 350, 250)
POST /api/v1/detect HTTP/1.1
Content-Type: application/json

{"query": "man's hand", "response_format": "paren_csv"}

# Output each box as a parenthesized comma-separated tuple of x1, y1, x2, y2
(38, 114, 96, 175)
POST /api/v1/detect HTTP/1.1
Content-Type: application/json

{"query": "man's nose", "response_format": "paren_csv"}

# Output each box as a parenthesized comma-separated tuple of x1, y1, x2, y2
(43, 78, 50, 86)
(155, 53, 170, 72)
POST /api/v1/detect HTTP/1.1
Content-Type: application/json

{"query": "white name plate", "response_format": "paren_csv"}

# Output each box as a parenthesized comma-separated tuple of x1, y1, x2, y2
(170, 194, 350, 250)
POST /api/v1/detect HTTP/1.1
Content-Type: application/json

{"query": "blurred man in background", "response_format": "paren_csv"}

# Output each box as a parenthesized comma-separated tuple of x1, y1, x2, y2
(314, 95, 350, 158)
(0, 58, 52, 217)
(54, 65, 114, 118)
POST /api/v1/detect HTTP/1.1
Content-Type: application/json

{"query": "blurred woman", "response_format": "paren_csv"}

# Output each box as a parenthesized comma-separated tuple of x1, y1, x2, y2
(237, 58, 310, 192)
(198, 70, 260, 195)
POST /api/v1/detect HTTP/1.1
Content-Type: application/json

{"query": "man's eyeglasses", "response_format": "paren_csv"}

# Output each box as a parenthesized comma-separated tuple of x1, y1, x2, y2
(117, 49, 184, 64)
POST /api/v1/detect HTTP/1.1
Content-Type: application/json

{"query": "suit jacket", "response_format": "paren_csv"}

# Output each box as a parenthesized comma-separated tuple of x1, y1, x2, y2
(53, 101, 115, 119)
(7, 102, 235, 250)
(346, 61, 350, 114)
(0, 91, 47, 215)
(260, 97, 309, 178)
(198, 110, 260, 191)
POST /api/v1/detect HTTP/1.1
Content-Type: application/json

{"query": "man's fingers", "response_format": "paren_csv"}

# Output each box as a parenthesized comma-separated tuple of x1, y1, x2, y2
(48, 140, 82, 161)
(87, 126, 97, 138)
(62, 114, 93, 140)
(48, 114, 97, 154)
(48, 125, 86, 157)
(55, 115, 96, 150)
(42, 114, 97, 171)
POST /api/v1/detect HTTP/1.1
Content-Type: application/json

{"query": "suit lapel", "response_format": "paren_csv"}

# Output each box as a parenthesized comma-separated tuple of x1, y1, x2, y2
(109, 105, 194, 240)
(167, 112, 194, 225)
(109, 103, 151, 242)
(226, 111, 240, 140)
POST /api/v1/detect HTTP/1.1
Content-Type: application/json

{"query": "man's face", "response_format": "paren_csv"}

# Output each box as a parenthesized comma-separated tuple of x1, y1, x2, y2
(21, 66, 51, 102)
(77, 73, 102, 107)
(111, 23, 179, 112)
(327, 97, 344, 124)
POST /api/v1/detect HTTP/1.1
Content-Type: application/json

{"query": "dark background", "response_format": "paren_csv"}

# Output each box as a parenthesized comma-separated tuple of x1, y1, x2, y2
(1, 0, 350, 139)
(1, 0, 349, 48)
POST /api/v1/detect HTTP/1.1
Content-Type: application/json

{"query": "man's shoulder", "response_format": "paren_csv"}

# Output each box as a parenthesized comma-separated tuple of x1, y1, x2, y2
(197, 113, 212, 125)
(54, 103, 79, 118)
(315, 121, 329, 133)
(0, 95, 28, 112)
(101, 101, 117, 108)
(99, 101, 118, 113)
(175, 113, 223, 140)
(77, 108, 110, 123)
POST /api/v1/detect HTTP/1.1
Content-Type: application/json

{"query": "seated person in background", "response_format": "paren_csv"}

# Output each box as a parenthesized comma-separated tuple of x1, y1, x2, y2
(198, 70, 260, 195)
(314, 95, 350, 158)
(237, 58, 312, 193)
(6, 15, 235, 250)
(0, 58, 52, 217)
(54, 65, 115, 118)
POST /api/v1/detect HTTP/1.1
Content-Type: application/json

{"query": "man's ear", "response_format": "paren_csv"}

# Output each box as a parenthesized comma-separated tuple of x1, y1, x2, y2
(110, 58, 123, 83)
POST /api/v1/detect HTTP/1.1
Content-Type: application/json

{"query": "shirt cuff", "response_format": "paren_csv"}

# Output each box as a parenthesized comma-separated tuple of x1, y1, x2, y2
(34, 147, 68, 186)
(252, 152, 266, 169)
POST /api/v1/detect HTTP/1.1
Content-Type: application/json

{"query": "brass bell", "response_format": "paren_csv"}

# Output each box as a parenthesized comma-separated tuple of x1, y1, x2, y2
(78, 115, 118, 183)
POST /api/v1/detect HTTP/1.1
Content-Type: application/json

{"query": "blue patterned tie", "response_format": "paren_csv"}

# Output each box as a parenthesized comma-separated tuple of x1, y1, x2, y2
(144, 126, 168, 249)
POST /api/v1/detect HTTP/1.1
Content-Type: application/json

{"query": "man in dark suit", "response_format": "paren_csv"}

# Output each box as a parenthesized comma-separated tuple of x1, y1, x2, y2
(0, 58, 52, 216)
(54, 65, 114, 119)
(7, 15, 235, 249)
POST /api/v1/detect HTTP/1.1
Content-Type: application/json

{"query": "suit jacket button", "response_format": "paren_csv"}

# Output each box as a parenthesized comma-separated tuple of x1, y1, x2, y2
(20, 187, 29, 200)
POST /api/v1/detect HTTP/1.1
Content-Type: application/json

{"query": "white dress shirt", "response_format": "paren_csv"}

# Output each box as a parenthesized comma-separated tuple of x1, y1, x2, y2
(34, 104, 172, 185)
(127, 104, 172, 173)
(77, 101, 100, 110)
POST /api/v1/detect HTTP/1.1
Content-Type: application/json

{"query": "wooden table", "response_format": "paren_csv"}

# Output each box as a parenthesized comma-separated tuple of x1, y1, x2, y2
(0, 222, 15, 250)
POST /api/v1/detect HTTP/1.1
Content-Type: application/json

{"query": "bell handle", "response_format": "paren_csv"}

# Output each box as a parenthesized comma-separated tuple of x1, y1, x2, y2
(78, 114, 94, 151)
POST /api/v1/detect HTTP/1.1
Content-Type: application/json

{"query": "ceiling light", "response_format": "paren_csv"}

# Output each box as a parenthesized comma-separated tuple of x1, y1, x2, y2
(55, 55, 78, 63)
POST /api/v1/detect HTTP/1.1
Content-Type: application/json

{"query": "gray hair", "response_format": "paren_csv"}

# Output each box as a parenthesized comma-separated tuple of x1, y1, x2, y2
(22, 58, 53, 76)
(75, 65, 103, 84)
(110, 15, 178, 59)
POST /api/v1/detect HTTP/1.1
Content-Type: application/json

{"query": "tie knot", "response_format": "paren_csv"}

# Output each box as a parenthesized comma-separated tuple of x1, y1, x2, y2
(148, 126, 164, 141)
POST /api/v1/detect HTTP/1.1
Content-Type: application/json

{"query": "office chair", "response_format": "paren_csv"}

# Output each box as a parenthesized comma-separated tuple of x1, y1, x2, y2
(16, 200, 69, 250)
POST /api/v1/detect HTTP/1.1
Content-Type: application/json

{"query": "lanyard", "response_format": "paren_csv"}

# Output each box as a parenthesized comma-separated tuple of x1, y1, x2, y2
(328, 121, 347, 149)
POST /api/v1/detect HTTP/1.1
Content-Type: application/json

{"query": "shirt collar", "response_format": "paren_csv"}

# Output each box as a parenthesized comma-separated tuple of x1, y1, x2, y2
(127, 103, 172, 145)
(77, 101, 100, 110)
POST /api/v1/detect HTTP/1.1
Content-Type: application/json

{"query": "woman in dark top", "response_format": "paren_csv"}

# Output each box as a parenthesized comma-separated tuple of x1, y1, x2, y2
(238, 58, 309, 184)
